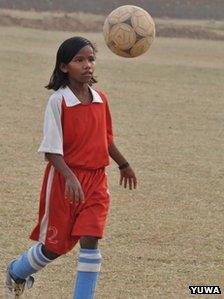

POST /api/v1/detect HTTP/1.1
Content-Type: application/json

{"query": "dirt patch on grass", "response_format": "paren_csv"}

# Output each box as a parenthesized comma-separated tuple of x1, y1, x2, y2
(0, 9, 224, 40)
(1, 0, 224, 20)
(157, 24, 224, 40)
(0, 11, 104, 32)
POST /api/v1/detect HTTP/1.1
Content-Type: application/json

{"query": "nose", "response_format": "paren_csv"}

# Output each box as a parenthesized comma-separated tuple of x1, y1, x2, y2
(84, 59, 92, 69)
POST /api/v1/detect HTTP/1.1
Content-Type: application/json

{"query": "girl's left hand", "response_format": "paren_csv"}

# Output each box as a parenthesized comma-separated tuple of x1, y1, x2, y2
(120, 166, 137, 190)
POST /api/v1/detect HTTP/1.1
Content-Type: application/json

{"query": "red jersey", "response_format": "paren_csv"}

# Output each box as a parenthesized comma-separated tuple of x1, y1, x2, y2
(38, 86, 113, 169)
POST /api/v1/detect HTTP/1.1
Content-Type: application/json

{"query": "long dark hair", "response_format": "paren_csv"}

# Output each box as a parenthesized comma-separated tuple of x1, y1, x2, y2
(45, 36, 97, 90)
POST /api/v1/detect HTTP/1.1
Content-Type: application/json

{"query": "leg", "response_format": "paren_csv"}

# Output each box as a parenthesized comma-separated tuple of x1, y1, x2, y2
(71, 168, 110, 299)
(41, 245, 61, 260)
(6, 243, 60, 297)
(9, 243, 60, 281)
(79, 236, 99, 249)
(73, 236, 102, 299)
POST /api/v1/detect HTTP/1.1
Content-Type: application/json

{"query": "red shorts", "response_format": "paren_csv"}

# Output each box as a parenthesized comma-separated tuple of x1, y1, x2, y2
(30, 164, 111, 255)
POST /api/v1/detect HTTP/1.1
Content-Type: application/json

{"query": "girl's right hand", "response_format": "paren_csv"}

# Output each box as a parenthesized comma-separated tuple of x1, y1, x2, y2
(65, 174, 85, 203)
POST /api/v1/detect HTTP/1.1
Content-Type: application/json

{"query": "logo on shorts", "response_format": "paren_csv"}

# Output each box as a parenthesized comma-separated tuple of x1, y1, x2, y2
(47, 226, 58, 244)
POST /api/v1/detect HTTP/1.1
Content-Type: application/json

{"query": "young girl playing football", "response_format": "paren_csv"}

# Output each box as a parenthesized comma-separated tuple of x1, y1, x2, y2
(5, 36, 137, 299)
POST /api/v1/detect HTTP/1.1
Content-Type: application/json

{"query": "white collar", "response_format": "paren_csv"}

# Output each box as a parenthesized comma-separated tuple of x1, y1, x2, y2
(58, 86, 103, 107)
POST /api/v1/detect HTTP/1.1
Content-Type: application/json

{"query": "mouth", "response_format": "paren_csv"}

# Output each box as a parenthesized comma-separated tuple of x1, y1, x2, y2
(82, 71, 93, 76)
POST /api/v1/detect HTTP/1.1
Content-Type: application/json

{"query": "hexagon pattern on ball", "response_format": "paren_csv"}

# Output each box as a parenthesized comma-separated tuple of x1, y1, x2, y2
(103, 5, 155, 58)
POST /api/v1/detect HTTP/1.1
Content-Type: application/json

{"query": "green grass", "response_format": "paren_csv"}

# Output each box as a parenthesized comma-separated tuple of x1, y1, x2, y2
(0, 26, 224, 299)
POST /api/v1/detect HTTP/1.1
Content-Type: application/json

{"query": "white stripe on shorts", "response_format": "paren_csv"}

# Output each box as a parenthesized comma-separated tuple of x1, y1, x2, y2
(39, 166, 55, 244)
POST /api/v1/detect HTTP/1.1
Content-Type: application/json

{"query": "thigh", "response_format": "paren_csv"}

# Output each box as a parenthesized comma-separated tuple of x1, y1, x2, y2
(31, 166, 80, 255)
(71, 168, 111, 239)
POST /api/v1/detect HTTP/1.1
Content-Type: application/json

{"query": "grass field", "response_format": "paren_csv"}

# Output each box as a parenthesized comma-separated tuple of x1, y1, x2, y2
(1, 9, 224, 40)
(0, 26, 224, 299)
(2, 8, 224, 27)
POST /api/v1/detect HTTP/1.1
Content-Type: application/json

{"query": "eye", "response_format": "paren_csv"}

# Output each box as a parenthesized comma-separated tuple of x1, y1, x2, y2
(89, 56, 95, 62)
(73, 57, 83, 62)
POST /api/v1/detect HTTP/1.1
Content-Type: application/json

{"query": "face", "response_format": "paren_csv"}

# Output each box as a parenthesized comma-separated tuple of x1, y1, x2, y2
(61, 45, 96, 84)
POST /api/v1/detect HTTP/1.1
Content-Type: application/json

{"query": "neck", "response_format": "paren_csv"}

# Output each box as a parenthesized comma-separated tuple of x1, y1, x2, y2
(68, 81, 89, 94)
(67, 80, 92, 104)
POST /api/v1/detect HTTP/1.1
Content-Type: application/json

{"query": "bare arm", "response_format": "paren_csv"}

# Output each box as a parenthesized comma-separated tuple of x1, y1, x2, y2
(45, 153, 74, 178)
(108, 142, 137, 189)
(45, 153, 84, 202)
(108, 142, 128, 167)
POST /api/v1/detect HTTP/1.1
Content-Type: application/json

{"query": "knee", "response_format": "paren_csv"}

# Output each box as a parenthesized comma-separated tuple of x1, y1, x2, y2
(41, 244, 61, 260)
(79, 236, 99, 249)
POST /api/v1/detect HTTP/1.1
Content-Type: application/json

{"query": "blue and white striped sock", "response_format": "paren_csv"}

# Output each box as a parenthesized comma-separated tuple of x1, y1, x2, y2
(9, 243, 53, 281)
(73, 248, 102, 299)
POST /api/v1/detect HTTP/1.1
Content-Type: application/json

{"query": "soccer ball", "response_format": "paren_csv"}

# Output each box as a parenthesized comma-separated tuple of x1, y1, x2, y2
(103, 5, 155, 58)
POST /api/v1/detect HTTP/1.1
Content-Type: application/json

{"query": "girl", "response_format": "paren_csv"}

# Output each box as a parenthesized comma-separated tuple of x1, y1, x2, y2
(6, 36, 137, 299)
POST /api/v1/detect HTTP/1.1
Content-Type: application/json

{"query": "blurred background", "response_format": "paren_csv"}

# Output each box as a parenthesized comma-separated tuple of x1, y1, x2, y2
(0, 0, 224, 40)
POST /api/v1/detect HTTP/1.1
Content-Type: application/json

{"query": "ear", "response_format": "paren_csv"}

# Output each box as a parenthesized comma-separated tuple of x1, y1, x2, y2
(60, 63, 68, 73)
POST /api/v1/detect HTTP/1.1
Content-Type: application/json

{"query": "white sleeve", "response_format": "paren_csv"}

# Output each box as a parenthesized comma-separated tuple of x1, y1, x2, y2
(38, 95, 63, 155)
